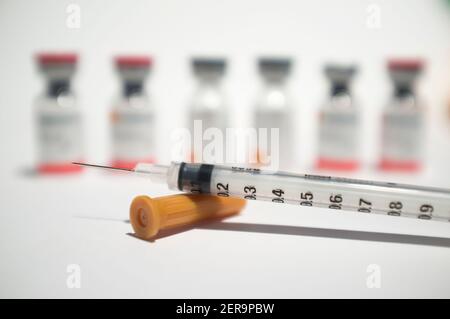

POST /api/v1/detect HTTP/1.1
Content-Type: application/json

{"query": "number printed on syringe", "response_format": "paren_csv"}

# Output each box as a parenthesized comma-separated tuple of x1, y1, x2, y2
(207, 165, 450, 222)
(74, 161, 450, 223)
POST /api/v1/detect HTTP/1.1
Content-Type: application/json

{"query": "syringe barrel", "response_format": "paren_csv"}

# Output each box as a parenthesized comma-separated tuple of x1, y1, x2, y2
(172, 162, 450, 222)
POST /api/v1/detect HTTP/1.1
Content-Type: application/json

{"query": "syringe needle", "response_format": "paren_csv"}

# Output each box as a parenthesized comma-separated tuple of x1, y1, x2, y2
(72, 162, 134, 173)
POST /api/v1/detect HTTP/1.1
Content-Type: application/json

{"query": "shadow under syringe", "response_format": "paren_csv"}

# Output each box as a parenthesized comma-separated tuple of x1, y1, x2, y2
(74, 215, 450, 247)
(197, 221, 450, 248)
(126, 218, 450, 248)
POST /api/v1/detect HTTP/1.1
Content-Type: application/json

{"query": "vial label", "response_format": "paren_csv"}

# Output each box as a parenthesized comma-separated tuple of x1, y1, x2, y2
(318, 111, 359, 161)
(111, 110, 154, 162)
(381, 112, 423, 163)
(255, 110, 291, 169)
(38, 111, 82, 164)
(189, 110, 226, 162)
(190, 110, 225, 133)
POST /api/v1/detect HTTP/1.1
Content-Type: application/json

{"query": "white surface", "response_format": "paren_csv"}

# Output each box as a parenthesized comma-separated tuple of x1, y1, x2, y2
(0, 0, 450, 298)
(1, 170, 450, 298)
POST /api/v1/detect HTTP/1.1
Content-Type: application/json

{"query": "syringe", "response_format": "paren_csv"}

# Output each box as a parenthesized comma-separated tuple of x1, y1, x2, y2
(74, 162, 450, 223)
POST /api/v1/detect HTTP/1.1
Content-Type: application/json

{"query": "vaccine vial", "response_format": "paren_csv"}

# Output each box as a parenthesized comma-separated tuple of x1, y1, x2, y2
(35, 53, 83, 174)
(111, 56, 155, 169)
(189, 58, 227, 163)
(379, 59, 424, 172)
(317, 65, 360, 171)
(254, 57, 293, 170)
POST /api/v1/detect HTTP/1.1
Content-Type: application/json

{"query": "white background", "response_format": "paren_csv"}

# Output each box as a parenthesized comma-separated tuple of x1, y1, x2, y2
(0, 0, 450, 298)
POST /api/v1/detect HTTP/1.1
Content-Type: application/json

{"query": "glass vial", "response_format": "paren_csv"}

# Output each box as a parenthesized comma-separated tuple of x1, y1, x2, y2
(379, 59, 424, 172)
(111, 56, 155, 169)
(35, 53, 83, 174)
(189, 58, 227, 163)
(317, 64, 360, 171)
(254, 57, 293, 170)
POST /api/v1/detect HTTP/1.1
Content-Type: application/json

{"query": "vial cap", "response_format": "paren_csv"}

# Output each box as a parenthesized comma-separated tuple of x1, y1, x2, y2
(36, 52, 77, 80)
(259, 57, 292, 77)
(130, 194, 246, 239)
(192, 57, 226, 77)
(388, 59, 423, 71)
(115, 55, 152, 68)
(388, 59, 424, 87)
(37, 53, 78, 65)
(115, 55, 151, 83)
(324, 64, 357, 84)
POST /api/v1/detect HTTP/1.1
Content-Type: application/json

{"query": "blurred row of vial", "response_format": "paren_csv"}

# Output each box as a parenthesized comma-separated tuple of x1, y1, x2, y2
(34, 53, 426, 174)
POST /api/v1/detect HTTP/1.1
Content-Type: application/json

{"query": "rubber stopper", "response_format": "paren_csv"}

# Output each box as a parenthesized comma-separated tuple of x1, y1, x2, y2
(130, 194, 246, 239)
